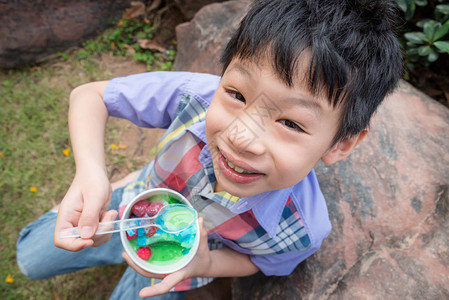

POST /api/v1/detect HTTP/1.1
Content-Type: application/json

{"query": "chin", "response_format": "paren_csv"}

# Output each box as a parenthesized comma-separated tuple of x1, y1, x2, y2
(216, 180, 263, 198)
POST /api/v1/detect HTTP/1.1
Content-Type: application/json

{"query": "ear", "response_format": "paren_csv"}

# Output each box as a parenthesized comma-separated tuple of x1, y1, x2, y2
(321, 130, 368, 165)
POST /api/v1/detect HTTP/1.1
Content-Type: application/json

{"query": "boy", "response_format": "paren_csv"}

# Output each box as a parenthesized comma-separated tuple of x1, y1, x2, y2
(16, 0, 402, 298)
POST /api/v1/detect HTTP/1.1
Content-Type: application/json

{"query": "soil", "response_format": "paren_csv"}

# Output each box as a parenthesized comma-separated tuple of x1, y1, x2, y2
(408, 58, 449, 109)
(8, 3, 445, 297)
(94, 54, 166, 183)
(68, 53, 234, 299)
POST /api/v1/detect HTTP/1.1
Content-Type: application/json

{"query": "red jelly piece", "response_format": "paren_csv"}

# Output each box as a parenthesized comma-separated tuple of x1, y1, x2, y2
(132, 200, 151, 217)
(144, 226, 157, 237)
(126, 230, 137, 240)
(147, 202, 164, 217)
(137, 246, 151, 260)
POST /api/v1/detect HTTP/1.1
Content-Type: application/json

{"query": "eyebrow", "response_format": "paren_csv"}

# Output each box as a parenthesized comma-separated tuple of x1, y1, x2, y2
(227, 63, 323, 119)
(226, 64, 253, 79)
(282, 97, 323, 118)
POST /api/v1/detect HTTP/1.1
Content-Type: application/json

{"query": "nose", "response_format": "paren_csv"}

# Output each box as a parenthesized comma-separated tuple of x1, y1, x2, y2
(222, 115, 266, 156)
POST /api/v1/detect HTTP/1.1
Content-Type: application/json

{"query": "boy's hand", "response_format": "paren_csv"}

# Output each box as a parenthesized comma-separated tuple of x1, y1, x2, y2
(54, 169, 116, 251)
(122, 217, 211, 297)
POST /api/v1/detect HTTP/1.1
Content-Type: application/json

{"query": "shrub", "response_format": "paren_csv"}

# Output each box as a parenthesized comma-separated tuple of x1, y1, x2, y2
(395, 0, 449, 72)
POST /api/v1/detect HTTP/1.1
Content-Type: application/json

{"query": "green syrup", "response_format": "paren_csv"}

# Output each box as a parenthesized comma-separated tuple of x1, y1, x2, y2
(148, 194, 181, 205)
(163, 207, 196, 231)
(167, 195, 181, 204)
(128, 196, 195, 265)
(149, 242, 185, 265)
(128, 238, 139, 252)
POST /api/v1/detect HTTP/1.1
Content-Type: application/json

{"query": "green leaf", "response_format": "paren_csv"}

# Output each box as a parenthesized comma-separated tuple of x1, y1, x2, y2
(395, 0, 407, 13)
(406, 47, 419, 56)
(436, 4, 449, 15)
(427, 51, 439, 62)
(403, 72, 410, 81)
(415, 0, 427, 6)
(416, 19, 433, 28)
(405, 0, 416, 20)
(418, 45, 432, 56)
(434, 41, 449, 53)
(149, 146, 156, 156)
(423, 20, 439, 40)
(395, 0, 416, 20)
(405, 62, 415, 71)
(404, 32, 428, 44)
(434, 20, 449, 41)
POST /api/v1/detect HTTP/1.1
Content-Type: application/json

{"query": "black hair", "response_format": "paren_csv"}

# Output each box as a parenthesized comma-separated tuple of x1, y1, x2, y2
(220, 0, 403, 145)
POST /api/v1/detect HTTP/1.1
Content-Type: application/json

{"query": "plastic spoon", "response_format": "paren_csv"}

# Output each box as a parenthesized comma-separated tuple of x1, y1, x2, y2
(59, 204, 197, 238)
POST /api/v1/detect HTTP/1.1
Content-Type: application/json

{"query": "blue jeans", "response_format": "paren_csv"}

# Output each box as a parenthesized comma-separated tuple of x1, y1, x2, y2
(16, 187, 187, 300)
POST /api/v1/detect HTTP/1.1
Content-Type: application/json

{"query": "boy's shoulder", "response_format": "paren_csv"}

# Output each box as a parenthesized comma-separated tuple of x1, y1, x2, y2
(179, 71, 221, 106)
(173, 71, 220, 122)
(109, 70, 221, 106)
(290, 170, 332, 248)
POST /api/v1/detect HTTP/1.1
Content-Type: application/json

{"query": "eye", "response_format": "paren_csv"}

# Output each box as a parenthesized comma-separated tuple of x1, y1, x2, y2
(280, 119, 304, 133)
(225, 90, 246, 103)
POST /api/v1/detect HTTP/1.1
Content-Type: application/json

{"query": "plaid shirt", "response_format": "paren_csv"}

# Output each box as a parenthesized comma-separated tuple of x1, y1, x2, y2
(104, 72, 331, 291)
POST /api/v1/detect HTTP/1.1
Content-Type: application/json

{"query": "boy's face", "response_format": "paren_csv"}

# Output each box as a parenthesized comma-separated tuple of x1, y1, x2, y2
(205, 57, 348, 197)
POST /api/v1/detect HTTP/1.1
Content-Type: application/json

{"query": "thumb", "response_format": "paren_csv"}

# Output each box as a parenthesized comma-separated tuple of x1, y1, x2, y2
(78, 196, 106, 238)
(199, 218, 210, 250)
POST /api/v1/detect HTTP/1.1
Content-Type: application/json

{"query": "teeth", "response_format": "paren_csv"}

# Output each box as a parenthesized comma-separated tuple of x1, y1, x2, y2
(234, 166, 245, 173)
(226, 158, 253, 174)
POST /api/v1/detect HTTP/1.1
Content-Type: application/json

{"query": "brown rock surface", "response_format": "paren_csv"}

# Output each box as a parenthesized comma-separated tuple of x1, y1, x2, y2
(175, 1, 449, 299)
(0, 0, 229, 69)
(0, 0, 132, 68)
(174, 0, 228, 20)
(232, 84, 449, 299)
(174, 0, 251, 74)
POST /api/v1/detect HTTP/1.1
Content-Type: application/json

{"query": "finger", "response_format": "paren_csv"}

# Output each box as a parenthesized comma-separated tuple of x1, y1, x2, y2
(55, 214, 94, 250)
(121, 252, 165, 279)
(139, 272, 186, 298)
(54, 190, 95, 251)
(198, 217, 207, 235)
(92, 210, 118, 247)
(197, 217, 209, 252)
(55, 220, 94, 250)
(54, 236, 94, 251)
(54, 216, 95, 251)
(102, 209, 118, 221)
(78, 193, 108, 239)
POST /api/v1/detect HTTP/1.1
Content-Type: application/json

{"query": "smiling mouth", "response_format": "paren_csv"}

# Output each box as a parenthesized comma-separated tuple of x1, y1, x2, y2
(217, 150, 265, 185)
(224, 158, 257, 174)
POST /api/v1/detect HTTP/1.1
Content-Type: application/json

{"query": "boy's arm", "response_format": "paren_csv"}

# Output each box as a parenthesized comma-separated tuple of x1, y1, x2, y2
(54, 72, 213, 251)
(69, 81, 109, 177)
(122, 218, 259, 297)
(207, 245, 259, 277)
(54, 81, 117, 251)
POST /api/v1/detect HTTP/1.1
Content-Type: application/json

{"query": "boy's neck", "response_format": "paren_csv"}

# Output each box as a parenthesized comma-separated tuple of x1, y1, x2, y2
(214, 181, 224, 193)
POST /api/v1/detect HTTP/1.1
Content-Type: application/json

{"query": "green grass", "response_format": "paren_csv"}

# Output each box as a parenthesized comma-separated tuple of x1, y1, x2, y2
(0, 56, 139, 299)
(0, 10, 177, 296)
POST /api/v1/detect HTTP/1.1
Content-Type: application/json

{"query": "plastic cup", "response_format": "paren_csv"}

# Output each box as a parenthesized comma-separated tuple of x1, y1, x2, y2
(120, 188, 200, 274)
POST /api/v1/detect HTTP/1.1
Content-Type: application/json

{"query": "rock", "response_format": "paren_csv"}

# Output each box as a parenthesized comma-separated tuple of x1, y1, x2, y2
(308, 84, 449, 299)
(0, 0, 229, 69)
(184, 277, 233, 300)
(174, 0, 252, 75)
(0, 0, 132, 68)
(176, 1, 449, 299)
(233, 84, 449, 299)
(174, 0, 228, 20)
